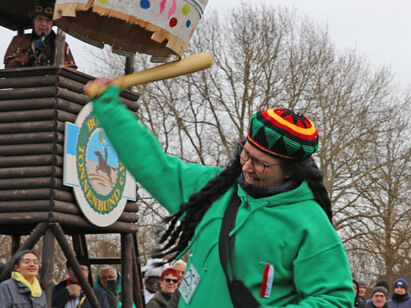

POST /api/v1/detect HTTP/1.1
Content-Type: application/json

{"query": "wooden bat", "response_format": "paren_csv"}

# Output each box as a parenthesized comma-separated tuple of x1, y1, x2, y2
(84, 52, 214, 98)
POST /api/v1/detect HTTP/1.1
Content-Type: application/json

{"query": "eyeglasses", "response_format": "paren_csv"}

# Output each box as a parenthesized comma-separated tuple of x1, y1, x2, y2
(238, 143, 280, 173)
(21, 258, 39, 265)
(164, 278, 179, 284)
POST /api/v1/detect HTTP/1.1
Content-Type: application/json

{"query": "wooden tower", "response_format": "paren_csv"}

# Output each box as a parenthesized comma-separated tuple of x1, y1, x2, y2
(0, 65, 145, 308)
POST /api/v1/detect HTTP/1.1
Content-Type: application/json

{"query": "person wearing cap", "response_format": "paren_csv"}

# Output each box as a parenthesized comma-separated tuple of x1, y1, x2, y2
(4, 0, 76, 69)
(51, 256, 110, 308)
(358, 280, 368, 301)
(366, 281, 392, 305)
(147, 268, 180, 308)
(367, 287, 389, 308)
(88, 83, 354, 307)
(390, 278, 411, 308)
(143, 259, 166, 304)
(353, 279, 367, 308)
(0, 249, 46, 307)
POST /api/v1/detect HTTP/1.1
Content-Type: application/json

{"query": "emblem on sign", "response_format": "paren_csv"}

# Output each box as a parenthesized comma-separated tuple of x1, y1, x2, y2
(63, 103, 136, 227)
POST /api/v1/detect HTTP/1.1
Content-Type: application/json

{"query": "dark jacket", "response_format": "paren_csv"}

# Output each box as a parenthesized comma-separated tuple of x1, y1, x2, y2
(356, 299, 367, 308)
(166, 289, 181, 308)
(52, 279, 110, 308)
(4, 31, 76, 69)
(389, 293, 411, 308)
(0, 277, 47, 308)
(146, 291, 171, 308)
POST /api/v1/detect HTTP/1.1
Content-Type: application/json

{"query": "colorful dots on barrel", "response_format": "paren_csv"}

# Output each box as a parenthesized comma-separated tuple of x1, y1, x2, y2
(182, 4, 190, 15)
(169, 17, 178, 27)
(186, 20, 191, 28)
(140, 0, 150, 9)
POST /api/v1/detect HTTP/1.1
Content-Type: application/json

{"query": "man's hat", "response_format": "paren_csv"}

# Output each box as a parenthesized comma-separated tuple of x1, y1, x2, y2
(29, 0, 54, 19)
(248, 107, 319, 160)
(393, 278, 408, 291)
(372, 287, 387, 298)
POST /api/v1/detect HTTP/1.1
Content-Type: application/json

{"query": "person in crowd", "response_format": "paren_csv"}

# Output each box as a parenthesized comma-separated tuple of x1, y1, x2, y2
(165, 260, 187, 308)
(354, 279, 367, 308)
(94, 265, 121, 308)
(142, 259, 166, 304)
(172, 260, 186, 284)
(51, 256, 110, 308)
(0, 249, 46, 307)
(367, 281, 393, 305)
(88, 83, 355, 307)
(4, 0, 76, 68)
(390, 278, 411, 308)
(367, 287, 389, 308)
(358, 280, 368, 301)
(147, 268, 180, 308)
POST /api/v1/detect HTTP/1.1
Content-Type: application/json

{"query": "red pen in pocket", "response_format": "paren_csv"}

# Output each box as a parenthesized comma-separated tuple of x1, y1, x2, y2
(260, 264, 274, 298)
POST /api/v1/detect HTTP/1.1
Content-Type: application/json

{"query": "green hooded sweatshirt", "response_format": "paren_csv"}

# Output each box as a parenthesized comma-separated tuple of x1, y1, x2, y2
(92, 87, 354, 308)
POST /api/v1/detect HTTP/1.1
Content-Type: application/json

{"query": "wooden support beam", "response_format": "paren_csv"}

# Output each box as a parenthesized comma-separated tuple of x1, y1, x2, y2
(121, 233, 133, 308)
(50, 223, 102, 308)
(41, 227, 55, 308)
(132, 232, 145, 308)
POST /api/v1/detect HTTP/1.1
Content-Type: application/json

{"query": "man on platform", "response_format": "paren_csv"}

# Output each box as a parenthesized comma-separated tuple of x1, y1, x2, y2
(4, 0, 76, 69)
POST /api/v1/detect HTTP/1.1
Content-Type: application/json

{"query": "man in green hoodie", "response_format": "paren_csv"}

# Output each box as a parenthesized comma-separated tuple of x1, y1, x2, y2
(89, 83, 355, 308)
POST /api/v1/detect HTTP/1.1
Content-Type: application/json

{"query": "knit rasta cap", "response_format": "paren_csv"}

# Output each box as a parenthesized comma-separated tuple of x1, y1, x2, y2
(247, 108, 319, 160)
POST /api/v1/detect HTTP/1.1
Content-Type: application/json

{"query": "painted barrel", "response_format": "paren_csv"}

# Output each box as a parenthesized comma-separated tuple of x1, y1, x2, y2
(53, 0, 208, 57)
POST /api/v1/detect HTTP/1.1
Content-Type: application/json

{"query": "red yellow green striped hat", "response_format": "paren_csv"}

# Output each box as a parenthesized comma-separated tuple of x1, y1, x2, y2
(247, 108, 319, 160)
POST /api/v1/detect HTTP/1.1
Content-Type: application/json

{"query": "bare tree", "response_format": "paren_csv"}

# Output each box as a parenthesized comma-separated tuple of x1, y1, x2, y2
(84, 4, 411, 282)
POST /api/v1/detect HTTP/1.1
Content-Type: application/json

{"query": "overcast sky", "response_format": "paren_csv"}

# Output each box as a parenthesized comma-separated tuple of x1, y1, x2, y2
(1, 0, 410, 88)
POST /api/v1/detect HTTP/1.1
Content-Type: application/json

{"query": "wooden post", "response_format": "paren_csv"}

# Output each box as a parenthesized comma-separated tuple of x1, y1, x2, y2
(41, 226, 55, 308)
(50, 223, 101, 308)
(121, 233, 133, 308)
(125, 56, 135, 75)
(11, 235, 21, 255)
(72, 233, 93, 285)
(55, 28, 66, 67)
(132, 232, 145, 308)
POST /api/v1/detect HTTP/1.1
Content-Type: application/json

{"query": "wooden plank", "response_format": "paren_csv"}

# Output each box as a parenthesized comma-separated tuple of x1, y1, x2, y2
(0, 98, 56, 111)
(0, 120, 64, 134)
(57, 98, 83, 114)
(0, 132, 63, 145)
(0, 143, 63, 155)
(0, 188, 54, 201)
(0, 109, 56, 122)
(0, 212, 50, 224)
(0, 87, 57, 100)
(57, 87, 89, 105)
(57, 75, 90, 93)
(0, 177, 61, 190)
(0, 166, 62, 178)
(0, 75, 57, 89)
(54, 212, 138, 232)
(0, 155, 63, 167)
